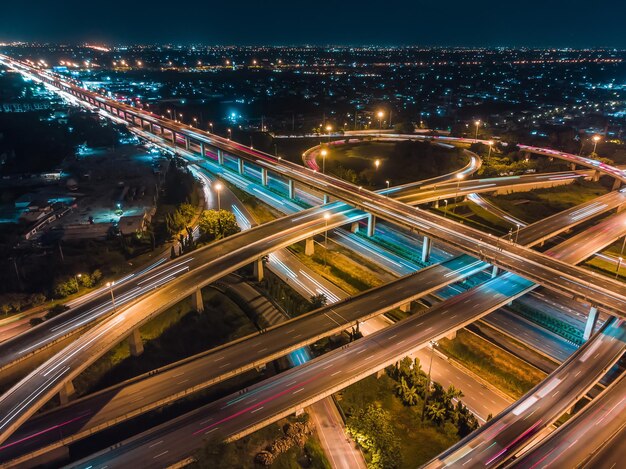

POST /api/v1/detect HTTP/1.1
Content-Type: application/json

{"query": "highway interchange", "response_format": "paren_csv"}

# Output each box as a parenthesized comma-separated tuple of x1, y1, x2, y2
(0, 54, 625, 468)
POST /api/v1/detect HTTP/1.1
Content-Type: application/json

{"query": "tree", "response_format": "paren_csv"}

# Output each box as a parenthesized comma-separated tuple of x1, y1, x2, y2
(198, 209, 240, 242)
(426, 402, 446, 425)
(310, 293, 327, 309)
(347, 404, 402, 469)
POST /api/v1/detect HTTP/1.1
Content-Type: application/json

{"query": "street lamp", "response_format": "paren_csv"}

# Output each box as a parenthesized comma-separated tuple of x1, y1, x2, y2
(453, 173, 464, 214)
(227, 128, 232, 140)
(443, 199, 448, 217)
(617, 257, 623, 279)
(386, 180, 390, 190)
(106, 281, 116, 312)
(474, 120, 481, 141)
(192, 117, 198, 127)
(208, 122, 213, 133)
(214, 182, 223, 211)
(515, 223, 521, 243)
(488, 140, 494, 157)
(74, 273, 82, 293)
(374, 159, 380, 170)
(325, 125, 332, 143)
(377, 111, 384, 130)
(421, 340, 438, 422)
(592, 135, 601, 154)
(320, 148, 328, 174)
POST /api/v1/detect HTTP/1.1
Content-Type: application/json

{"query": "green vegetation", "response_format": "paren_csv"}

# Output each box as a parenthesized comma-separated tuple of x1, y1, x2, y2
(324, 140, 468, 188)
(73, 289, 255, 396)
(53, 269, 103, 298)
(290, 242, 385, 295)
(258, 269, 315, 319)
(192, 414, 330, 469)
(438, 329, 546, 399)
(198, 209, 241, 241)
(507, 302, 584, 346)
(485, 180, 608, 224)
(338, 358, 478, 469)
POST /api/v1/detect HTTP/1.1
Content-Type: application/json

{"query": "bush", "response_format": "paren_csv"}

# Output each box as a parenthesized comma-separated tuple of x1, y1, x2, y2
(45, 304, 70, 320)
(29, 317, 45, 327)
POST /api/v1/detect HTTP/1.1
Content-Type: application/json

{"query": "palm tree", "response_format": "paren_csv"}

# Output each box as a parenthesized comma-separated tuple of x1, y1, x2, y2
(426, 402, 446, 425)
(403, 385, 419, 406)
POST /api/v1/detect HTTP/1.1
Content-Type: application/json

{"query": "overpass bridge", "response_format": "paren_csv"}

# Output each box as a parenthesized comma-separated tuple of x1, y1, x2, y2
(62, 211, 626, 468)
(2, 191, 625, 466)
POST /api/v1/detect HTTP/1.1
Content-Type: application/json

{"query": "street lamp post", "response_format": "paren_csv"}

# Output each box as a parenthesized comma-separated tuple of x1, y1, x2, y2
(515, 223, 521, 243)
(214, 182, 223, 211)
(74, 273, 82, 293)
(386, 180, 390, 190)
(375, 159, 380, 170)
(488, 140, 494, 157)
(320, 148, 328, 174)
(324, 213, 330, 248)
(592, 135, 601, 155)
(106, 282, 116, 312)
(443, 199, 448, 217)
(377, 111, 384, 130)
(325, 125, 332, 143)
(208, 122, 213, 133)
(227, 128, 232, 140)
(421, 340, 437, 422)
(474, 120, 481, 141)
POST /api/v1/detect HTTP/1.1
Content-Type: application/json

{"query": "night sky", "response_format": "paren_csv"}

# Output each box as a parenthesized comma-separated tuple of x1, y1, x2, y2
(2, 0, 625, 47)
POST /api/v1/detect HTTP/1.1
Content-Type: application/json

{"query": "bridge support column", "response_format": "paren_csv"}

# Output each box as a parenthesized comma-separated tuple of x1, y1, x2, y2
(367, 213, 376, 237)
(376, 369, 385, 379)
(238, 158, 245, 175)
(217, 148, 224, 165)
(184, 137, 190, 151)
(294, 408, 304, 417)
(288, 179, 295, 199)
(323, 194, 330, 204)
(446, 330, 457, 340)
(305, 238, 315, 256)
(570, 163, 576, 171)
(170, 130, 176, 143)
(612, 178, 621, 191)
(253, 257, 264, 282)
(199, 142, 205, 158)
(583, 306, 599, 341)
(433, 199, 439, 208)
(193, 288, 204, 313)
(491, 265, 499, 278)
(592, 170, 601, 182)
(59, 380, 76, 405)
(350, 222, 359, 233)
(399, 302, 411, 313)
(421, 236, 432, 263)
(128, 328, 144, 357)
(261, 167, 268, 186)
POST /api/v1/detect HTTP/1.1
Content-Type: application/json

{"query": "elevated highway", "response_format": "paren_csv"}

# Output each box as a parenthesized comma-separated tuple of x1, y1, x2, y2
(64, 210, 626, 468)
(3, 55, 626, 317)
(2, 196, 624, 466)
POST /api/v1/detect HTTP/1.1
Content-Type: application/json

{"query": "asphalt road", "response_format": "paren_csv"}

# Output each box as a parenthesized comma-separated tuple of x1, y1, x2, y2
(507, 372, 626, 469)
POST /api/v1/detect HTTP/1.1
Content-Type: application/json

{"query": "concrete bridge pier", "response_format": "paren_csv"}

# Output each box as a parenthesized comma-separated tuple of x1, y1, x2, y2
(433, 199, 439, 208)
(193, 288, 204, 313)
(350, 222, 359, 233)
(570, 163, 576, 171)
(199, 142, 205, 158)
(305, 238, 315, 256)
(288, 179, 295, 199)
(491, 265, 499, 278)
(583, 306, 599, 341)
(253, 257, 264, 282)
(261, 167, 268, 186)
(59, 380, 76, 405)
(217, 148, 224, 165)
(367, 213, 376, 237)
(592, 170, 601, 182)
(323, 194, 330, 204)
(399, 302, 411, 313)
(184, 137, 190, 151)
(238, 158, 245, 175)
(612, 178, 621, 191)
(128, 328, 144, 357)
(421, 236, 432, 263)
(169, 129, 176, 143)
